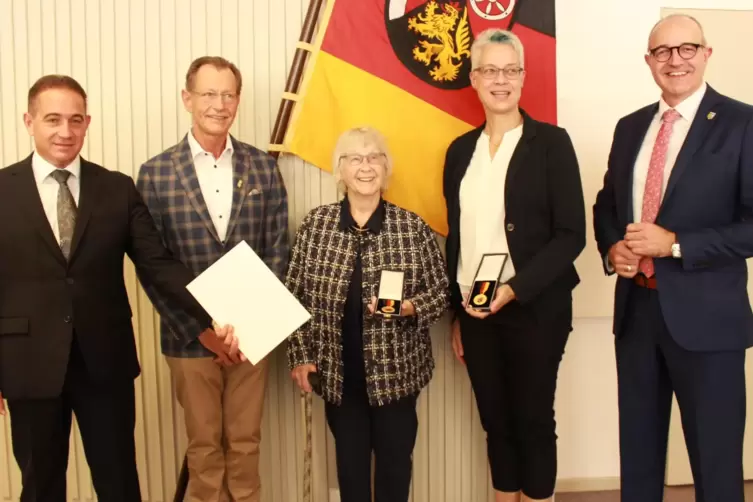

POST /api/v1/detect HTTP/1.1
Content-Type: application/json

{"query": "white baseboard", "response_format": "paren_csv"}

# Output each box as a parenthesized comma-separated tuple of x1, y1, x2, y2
(555, 476, 621, 493)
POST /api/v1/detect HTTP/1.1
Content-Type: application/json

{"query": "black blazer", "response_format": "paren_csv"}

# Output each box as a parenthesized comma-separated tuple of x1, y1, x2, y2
(443, 110, 586, 320)
(593, 85, 753, 351)
(0, 156, 212, 399)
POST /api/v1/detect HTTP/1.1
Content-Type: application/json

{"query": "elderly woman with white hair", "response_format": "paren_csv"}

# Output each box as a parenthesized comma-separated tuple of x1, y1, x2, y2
(285, 126, 449, 502)
(443, 29, 586, 502)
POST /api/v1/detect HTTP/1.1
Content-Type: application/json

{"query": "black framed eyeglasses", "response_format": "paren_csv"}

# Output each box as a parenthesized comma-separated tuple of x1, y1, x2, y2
(648, 43, 704, 62)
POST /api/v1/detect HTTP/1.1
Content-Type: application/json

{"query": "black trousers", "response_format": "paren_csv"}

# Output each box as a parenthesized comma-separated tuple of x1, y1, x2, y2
(459, 301, 570, 499)
(7, 336, 140, 502)
(617, 285, 746, 502)
(325, 382, 418, 502)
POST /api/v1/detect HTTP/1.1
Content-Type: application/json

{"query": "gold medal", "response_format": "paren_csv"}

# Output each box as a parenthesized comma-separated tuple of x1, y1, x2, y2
(472, 282, 490, 306)
(473, 293, 488, 305)
(381, 299, 396, 313)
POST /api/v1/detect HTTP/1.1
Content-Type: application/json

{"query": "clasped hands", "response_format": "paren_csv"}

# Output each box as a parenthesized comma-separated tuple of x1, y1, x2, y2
(609, 223, 676, 279)
(199, 323, 247, 366)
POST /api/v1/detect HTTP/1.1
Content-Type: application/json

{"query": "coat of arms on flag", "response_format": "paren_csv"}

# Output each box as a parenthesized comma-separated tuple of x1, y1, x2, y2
(284, 0, 556, 235)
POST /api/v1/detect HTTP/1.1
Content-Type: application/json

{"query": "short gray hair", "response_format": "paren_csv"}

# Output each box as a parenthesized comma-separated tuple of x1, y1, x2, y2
(331, 126, 393, 195)
(470, 28, 525, 69)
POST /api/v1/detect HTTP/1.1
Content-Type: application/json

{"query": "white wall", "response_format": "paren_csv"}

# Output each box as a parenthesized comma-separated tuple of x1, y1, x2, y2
(1, 1, 751, 501)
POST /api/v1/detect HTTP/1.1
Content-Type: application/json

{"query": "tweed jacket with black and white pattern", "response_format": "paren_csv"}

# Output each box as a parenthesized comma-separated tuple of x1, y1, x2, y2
(285, 200, 449, 406)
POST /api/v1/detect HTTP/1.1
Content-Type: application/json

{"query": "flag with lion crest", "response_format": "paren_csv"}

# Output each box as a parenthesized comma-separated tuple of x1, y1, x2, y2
(285, 0, 556, 235)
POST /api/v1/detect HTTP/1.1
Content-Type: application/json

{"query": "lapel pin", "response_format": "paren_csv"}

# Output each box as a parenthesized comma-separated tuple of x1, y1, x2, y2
(237, 179, 243, 188)
(707, 111, 716, 120)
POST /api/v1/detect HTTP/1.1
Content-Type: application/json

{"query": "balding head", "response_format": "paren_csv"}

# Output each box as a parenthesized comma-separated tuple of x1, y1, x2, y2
(648, 14, 707, 50)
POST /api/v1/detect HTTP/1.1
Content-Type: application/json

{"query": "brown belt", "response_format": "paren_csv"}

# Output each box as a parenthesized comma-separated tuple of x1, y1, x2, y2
(634, 273, 657, 289)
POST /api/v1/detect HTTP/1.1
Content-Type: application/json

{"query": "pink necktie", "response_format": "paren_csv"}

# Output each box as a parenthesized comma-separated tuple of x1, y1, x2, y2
(639, 108, 681, 277)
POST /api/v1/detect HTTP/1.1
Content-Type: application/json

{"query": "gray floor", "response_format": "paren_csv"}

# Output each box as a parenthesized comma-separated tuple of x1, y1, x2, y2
(556, 483, 753, 501)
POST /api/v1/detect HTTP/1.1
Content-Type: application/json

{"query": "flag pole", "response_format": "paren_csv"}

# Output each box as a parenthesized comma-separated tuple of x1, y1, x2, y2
(171, 1, 326, 501)
(268, 0, 326, 159)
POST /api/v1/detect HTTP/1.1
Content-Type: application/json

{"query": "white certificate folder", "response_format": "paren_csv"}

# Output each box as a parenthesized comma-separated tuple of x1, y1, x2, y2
(186, 241, 311, 365)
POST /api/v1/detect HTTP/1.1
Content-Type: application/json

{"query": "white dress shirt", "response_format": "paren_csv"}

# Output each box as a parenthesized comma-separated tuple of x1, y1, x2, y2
(187, 130, 234, 241)
(31, 152, 81, 242)
(457, 125, 522, 296)
(632, 82, 707, 221)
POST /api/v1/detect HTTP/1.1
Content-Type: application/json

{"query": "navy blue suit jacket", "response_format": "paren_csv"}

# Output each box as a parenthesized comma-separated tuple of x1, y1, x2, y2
(594, 85, 753, 351)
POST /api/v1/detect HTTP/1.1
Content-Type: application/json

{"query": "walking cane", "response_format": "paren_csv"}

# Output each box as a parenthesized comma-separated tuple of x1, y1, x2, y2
(301, 390, 313, 502)
(302, 372, 320, 502)
(173, 456, 189, 502)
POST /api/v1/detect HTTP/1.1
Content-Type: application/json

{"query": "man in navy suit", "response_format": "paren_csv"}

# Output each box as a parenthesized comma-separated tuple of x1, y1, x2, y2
(594, 14, 753, 502)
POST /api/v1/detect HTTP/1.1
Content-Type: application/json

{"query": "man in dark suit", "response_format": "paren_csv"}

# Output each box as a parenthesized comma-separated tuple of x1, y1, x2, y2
(594, 14, 753, 502)
(0, 75, 237, 502)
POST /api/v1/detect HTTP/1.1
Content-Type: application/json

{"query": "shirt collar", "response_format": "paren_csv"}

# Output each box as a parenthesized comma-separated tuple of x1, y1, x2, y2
(658, 81, 707, 122)
(187, 128, 233, 160)
(31, 152, 81, 184)
(339, 196, 385, 234)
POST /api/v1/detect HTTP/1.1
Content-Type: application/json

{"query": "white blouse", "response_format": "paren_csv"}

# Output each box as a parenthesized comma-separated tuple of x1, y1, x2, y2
(457, 125, 522, 297)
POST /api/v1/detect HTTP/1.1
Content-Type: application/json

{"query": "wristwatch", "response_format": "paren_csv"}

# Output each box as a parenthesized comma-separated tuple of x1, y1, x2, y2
(671, 242, 682, 258)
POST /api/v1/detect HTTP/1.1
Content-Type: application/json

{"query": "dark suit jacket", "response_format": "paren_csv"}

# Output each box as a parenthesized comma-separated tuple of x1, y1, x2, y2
(593, 85, 753, 351)
(0, 155, 213, 400)
(443, 110, 586, 321)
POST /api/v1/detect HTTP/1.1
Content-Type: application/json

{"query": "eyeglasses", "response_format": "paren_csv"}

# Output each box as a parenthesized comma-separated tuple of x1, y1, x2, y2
(340, 152, 387, 166)
(648, 43, 704, 62)
(192, 91, 239, 103)
(473, 65, 525, 80)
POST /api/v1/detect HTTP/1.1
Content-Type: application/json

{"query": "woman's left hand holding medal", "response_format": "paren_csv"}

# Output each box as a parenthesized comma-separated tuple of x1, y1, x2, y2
(465, 284, 516, 319)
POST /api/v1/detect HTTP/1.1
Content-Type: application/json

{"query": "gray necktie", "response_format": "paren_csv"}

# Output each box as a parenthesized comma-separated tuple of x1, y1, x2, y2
(50, 169, 77, 259)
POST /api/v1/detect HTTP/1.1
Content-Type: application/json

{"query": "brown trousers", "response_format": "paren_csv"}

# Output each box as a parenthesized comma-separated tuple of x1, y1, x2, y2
(167, 356, 269, 502)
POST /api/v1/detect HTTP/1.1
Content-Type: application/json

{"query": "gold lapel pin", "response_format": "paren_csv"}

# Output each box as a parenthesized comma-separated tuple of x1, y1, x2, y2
(707, 111, 716, 120)
(237, 179, 243, 188)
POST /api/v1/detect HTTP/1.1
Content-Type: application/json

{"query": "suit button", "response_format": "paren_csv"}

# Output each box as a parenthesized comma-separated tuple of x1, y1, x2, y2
(66, 278, 74, 285)
(64, 316, 72, 323)
(506, 223, 515, 232)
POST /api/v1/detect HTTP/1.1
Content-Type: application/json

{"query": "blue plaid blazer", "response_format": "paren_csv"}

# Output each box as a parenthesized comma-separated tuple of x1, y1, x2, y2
(136, 135, 290, 357)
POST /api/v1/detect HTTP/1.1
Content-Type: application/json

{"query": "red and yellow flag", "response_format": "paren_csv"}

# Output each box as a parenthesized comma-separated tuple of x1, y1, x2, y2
(285, 0, 557, 235)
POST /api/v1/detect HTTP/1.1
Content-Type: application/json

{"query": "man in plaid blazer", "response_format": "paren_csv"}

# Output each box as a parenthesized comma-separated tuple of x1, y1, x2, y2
(136, 57, 289, 502)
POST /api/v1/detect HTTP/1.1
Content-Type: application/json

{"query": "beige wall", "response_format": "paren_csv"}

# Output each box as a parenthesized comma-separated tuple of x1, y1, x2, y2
(1, 0, 752, 501)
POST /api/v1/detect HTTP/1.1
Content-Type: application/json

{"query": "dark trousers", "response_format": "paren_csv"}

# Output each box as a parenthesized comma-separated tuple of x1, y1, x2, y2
(459, 301, 570, 499)
(617, 285, 746, 502)
(7, 336, 140, 502)
(324, 382, 418, 502)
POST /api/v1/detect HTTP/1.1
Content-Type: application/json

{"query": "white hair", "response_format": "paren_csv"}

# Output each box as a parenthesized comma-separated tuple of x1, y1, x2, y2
(331, 126, 393, 195)
(470, 28, 525, 69)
